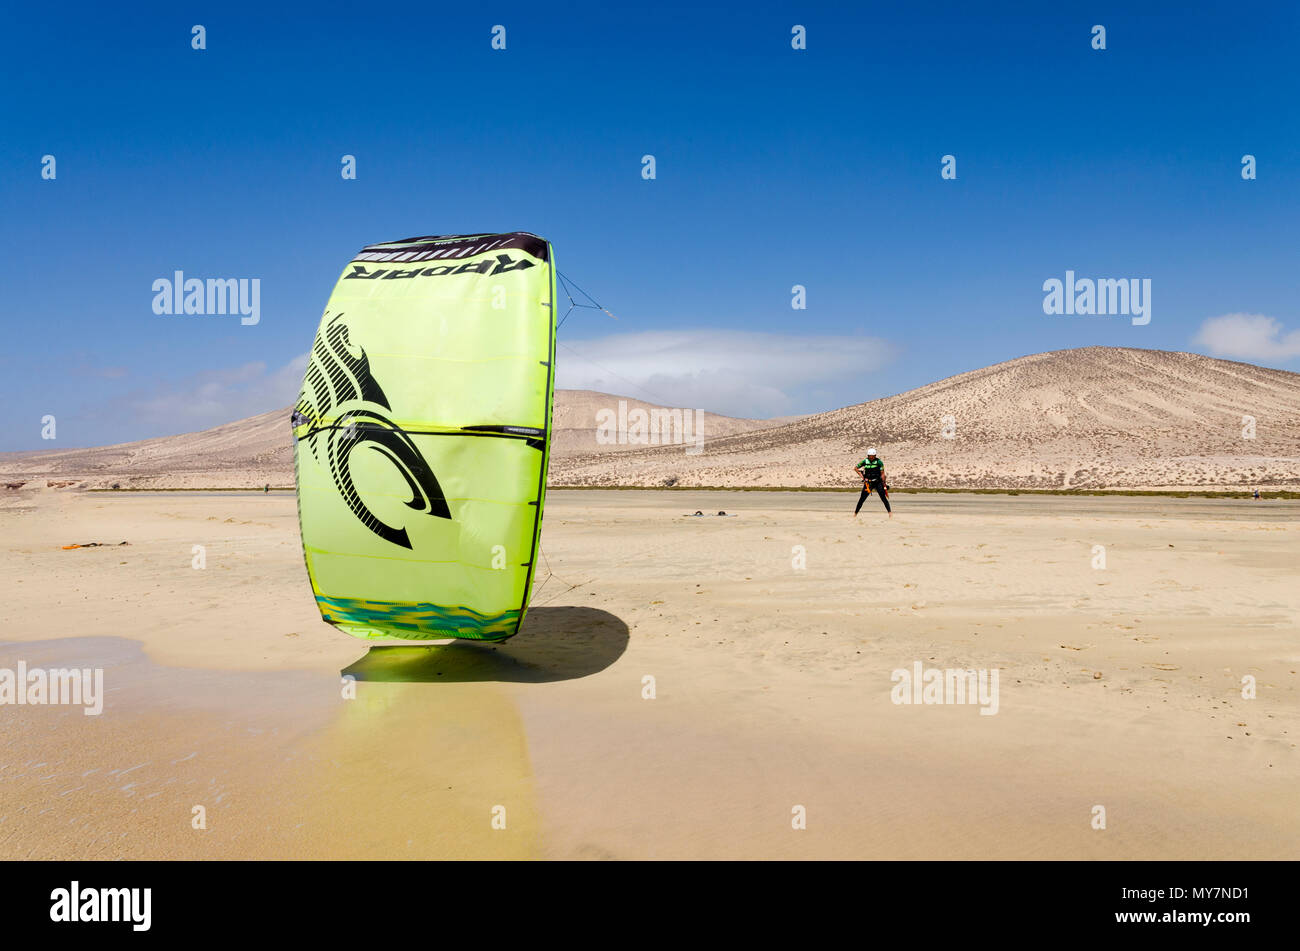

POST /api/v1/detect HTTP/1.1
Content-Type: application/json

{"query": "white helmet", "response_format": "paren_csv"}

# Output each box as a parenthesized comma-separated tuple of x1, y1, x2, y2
(866, 447, 877, 456)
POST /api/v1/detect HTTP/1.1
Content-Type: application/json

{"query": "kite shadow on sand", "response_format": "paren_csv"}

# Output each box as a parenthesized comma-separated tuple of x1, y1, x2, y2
(340, 606, 628, 684)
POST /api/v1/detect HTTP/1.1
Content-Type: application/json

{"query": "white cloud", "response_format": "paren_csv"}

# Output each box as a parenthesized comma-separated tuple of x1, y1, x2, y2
(115, 354, 307, 432)
(557, 330, 897, 417)
(85, 330, 896, 439)
(1194, 313, 1300, 361)
(73, 363, 128, 380)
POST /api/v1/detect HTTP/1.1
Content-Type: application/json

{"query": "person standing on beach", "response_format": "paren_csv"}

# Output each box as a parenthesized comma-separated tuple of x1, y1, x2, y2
(854, 448, 891, 516)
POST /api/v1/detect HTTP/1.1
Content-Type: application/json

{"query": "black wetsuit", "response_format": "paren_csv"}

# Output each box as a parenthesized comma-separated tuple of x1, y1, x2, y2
(854, 458, 890, 514)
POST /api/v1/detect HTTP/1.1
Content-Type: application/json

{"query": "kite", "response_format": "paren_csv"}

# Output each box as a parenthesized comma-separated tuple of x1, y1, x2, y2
(292, 232, 556, 641)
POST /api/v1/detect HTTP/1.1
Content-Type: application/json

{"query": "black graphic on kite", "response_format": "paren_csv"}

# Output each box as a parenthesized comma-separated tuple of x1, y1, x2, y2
(293, 312, 451, 549)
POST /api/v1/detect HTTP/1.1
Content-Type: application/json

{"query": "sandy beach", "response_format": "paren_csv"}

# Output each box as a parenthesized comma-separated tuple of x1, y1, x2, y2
(1, 487, 1296, 859)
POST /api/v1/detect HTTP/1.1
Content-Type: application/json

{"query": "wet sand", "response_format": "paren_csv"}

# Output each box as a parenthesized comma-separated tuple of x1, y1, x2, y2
(1, 488, 1296, 858)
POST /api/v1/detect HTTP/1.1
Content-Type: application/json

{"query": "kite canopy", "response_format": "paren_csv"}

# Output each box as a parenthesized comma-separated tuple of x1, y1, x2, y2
(293, 232, 556, 641)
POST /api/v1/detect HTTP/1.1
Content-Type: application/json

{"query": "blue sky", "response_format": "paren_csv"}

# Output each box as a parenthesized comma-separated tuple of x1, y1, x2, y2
(3, 0, 1298, 449)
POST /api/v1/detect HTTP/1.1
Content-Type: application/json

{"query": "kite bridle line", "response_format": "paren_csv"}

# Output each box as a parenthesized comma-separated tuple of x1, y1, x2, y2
(528, 544, 591, 607)
(527, 269, 611, 610)
(553, 274, 692, 412)
(556, 271, 617, 329)
(534, 270, 705, 611)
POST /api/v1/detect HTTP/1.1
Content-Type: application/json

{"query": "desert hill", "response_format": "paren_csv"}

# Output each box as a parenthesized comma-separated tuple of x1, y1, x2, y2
(552, 347, 1300, 490)
(0, 391, 793, 490)
(3, 348, 1297, 491)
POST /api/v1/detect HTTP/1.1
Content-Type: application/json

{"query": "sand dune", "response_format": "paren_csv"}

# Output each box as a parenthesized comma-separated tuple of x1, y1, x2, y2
(2, 347, 1297, 491)
(551, 389, 801, 456)
(0, 407, 293, 490)
(555, 347, 1300, 490)
(0, 391, 794, 490)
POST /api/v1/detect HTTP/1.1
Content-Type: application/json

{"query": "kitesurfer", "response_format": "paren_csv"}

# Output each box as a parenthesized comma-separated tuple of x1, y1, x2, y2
(853, 448, 891, 516)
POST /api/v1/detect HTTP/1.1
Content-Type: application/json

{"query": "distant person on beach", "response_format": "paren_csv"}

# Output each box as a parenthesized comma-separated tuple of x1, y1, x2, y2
(854, 448, 891, 517)
(1253, 488, 1261, 500)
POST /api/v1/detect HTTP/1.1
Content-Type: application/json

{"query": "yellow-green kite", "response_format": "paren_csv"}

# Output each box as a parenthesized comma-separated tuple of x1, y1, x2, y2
(293, 232, 556, 641)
